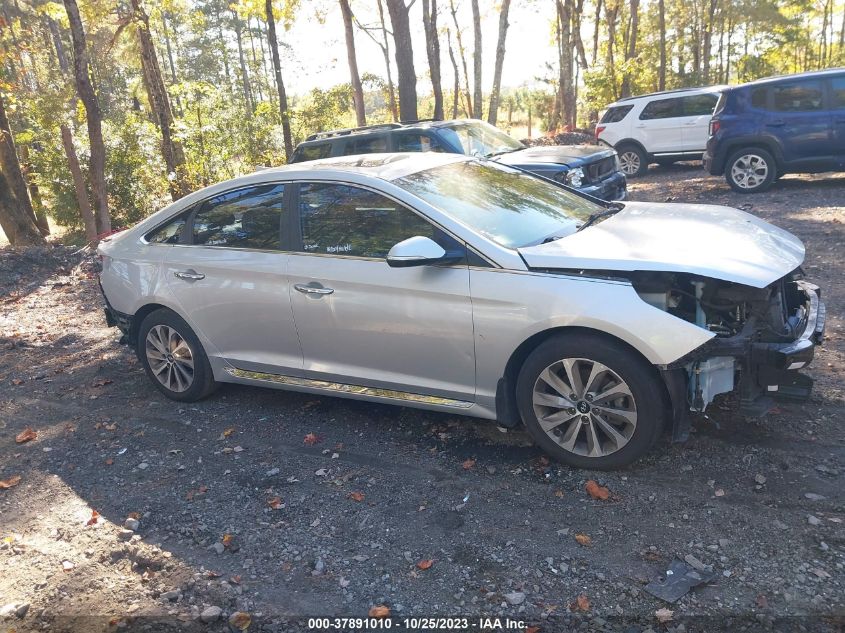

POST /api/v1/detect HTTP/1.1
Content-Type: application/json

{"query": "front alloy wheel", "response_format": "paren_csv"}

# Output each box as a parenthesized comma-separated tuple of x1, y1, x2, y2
(516, 333, 666, 469)
(616, 144, 648, 178)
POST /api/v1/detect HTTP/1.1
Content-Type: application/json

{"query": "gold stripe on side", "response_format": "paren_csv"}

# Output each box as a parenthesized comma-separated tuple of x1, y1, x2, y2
(225, 367, 473, 409)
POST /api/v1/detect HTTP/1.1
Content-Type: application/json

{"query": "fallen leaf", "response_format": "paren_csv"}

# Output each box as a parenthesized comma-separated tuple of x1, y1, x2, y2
(655, 607, 674, 623)
(574, 594, 590, 612)
(223, 427, 235, 437)
(104, 423, 117, 431)
(585, 479, 610, 500)
(109, 617, 122, 626)
(575, 533, 592, 547)
(222, 534, 235, 548)
(128, 512, 140, 519)
(368, 605, 390, 618)
(105, 458, 114, 466)
(526, 627, 541, 633)
(0, 475, 22, 490)
(554, 489, 565, 498)
(348, 491, 365, 502)
(92, 377, 113, 387)
(198, 486, 208, 494)
(267, 496, 283, 509)
(86, 510, 100, 526)
(11, 378, 24, 385)
(205, 570, 222, 578)
(229, 611, 251, 631)
(462, 458, 476, 470)
(416, 559, 434, 570)
(15, 428, 36, 444)
(714, 488, 726, 497)
(230, 575, 242, 585)
(303, 432, 321, 446)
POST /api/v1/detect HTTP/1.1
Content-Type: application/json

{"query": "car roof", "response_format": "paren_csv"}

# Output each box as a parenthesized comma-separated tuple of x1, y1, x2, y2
(735, 67, 845, 88)
(298, 118, 483, 145)
(262, 152, 469, 182)
(606, 85, 727, 108)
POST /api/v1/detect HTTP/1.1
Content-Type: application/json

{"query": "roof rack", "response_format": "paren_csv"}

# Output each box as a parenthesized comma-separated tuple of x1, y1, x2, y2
(617, 85, 726, 102)
(398, 118, 443, 124)
(305, 122, 403, 142)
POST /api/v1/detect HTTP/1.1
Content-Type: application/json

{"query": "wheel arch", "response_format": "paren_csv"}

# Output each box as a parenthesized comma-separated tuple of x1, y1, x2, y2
(130, 302, 173, 348)
(495, 325, 671, 428)
(721, 138, 784, 171)
(613, 138, 650, 157)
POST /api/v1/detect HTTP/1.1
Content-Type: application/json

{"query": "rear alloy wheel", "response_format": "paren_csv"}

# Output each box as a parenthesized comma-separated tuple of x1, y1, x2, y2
(516, 334, 666, 469)
(616, 145, 648, 178)
(725, 148, 776, 193)
(138, 309, 217, 402)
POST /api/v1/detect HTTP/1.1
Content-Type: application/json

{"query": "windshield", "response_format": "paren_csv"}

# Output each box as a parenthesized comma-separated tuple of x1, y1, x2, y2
(393, 160, 601, 249)
(435, 120, 524, 158)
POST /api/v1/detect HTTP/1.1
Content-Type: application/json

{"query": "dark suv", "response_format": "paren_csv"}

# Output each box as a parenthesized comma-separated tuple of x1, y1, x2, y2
(290, 119, 627, 201)
(704, 68, 845, 193)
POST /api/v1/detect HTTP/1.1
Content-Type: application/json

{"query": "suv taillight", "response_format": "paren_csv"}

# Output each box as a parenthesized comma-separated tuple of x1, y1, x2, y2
(595, 125, 606, 139)
(709, 119, 720, 136)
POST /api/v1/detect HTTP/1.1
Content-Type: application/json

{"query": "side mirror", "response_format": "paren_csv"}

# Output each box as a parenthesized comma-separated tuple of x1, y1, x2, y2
(386, 236, 447, 268)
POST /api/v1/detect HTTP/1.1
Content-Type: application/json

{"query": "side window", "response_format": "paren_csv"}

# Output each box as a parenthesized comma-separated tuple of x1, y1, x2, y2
(394, 133, 445, 153)
(751, 88, 768, 109)
(295, 143, 332, 161)
(772, 81, 824, 112)
(297, 183, 436, 258)
(344, 136, 388, 155)
(599, 105, 634, 123)
(639, 98, 681, 120)
(831, 77, 845, 109)
(680, 94, 718, 116)
(192, 184, 285, 250)
(145, 211, 190, 244)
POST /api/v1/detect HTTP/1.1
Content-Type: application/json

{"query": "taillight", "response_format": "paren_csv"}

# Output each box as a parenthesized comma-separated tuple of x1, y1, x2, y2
(709, 119, 720, 136)
(595, 125, 606, 139)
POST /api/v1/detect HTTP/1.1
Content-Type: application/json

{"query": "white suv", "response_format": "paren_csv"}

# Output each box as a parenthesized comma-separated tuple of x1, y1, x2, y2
(596, 86, 725, 177)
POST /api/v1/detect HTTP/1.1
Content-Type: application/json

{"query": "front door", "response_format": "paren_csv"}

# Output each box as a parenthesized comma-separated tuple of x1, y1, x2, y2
(767, 79, 834, 165)
(163, 183, 303, 375)
(287, 182, 476, 402)
(635, 97, 685, 154)
(830, 76, 845, 167)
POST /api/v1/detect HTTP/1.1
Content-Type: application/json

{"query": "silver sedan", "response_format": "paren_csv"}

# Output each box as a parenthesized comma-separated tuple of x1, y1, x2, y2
(98, 153, 824, 469)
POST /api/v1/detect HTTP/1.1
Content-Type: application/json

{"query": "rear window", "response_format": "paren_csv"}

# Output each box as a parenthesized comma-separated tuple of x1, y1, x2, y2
(772, 81, 824, 112)
(751, 88, 768, 109)
(600, 105, 634, 123)
(713, 92, 728, 114)
(344, 136, 388, 155)
(680, 93, 719, 116)
(294, 143, 331, 162)
(639, 98, 680, 120)
(832, 77, 845, 109)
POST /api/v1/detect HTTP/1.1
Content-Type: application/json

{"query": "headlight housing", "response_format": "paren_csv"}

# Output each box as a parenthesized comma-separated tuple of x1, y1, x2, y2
(565, 167, 585, 188)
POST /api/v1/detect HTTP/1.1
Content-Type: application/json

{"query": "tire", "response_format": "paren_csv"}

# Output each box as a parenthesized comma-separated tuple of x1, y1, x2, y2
(515, 333, 667, 470)
(616, 144, 649, 178)
(137, 308, 218, 402)
(724, 147, 777, 193)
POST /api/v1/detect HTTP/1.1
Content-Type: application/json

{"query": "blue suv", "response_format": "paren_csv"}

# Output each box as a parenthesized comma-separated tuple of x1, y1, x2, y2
(704, 68, 845, 193)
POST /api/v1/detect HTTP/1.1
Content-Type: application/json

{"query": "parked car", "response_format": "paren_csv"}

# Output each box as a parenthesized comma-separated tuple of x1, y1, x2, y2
(98, 153, 825, 469)
(704, 68, 845, 193)
(290, 118, 628, 201)
(597, 85, 725, 177)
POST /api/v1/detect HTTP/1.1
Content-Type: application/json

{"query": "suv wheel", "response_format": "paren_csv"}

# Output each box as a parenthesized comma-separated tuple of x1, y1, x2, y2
(138, 308, 218, 402)
(725, 148, 776, 193)
(616, 145, 648, 178)
(516, 333, 667, 470)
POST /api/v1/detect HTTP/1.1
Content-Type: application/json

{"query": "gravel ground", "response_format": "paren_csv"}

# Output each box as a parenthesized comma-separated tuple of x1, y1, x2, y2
(1, 164, 843, 633)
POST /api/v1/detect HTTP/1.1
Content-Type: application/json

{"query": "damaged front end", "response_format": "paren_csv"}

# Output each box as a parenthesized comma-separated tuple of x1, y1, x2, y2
(629, 270, 825, 440)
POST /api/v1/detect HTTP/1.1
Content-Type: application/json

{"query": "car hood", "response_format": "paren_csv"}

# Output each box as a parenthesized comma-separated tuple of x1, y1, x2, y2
(517, 202, 805, 288)
(496, 145, 615, 167)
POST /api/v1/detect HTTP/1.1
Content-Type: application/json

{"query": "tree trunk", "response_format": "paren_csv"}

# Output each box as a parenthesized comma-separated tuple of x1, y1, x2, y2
(591, 0, 603, 65)
(232, 9, 254, 113)
(471, 0, 482, 119)
(0, 171, 44, 246)
(556, 0, 575, 128)
(619, 0, 639, 97)
(247, 17, 266, 104)
(446, 28, 460, 118)
(63, 0, 110, 234)
(449, 0, 473, 117)
(385, 0, 418, 121)
(487, 0, 510, 125)
(339, 0, 366, 126)
(19, 144, 50, 235)
(132, 0, 189, 201)
(376, 0, 399, 121)
(0, 93, 40, 233)
(422, 0, 444, 120)
(702, 0, 717, 82)
(658, 0, 666, 90)
(265, 0, 294, 158)
(59, 125, 97, 241)
(605, 0, 619, 100)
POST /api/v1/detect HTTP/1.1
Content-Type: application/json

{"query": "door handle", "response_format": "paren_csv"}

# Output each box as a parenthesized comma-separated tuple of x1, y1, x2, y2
(765, 120, 785, 127)
(294, 283, 334, 295)
(635, 124, 646, 128)
(174, 270, 205, 281)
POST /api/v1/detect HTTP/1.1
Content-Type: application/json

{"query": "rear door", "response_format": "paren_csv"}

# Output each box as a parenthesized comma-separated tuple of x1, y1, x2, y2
(635, 97, 684, 153)
(829, 75, 845, 167)
(766, 79, 834, 164)
(677, 93, 719, 151)
(163, 183, 303, 374)
(286, 181, 476, 402)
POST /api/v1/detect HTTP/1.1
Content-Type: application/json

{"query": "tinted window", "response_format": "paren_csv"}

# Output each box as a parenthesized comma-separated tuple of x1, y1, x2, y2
(295, 143, 331, 162)
(298, 184, 435, 258)
(146, 212, 189, 244)
(751, 88, 768, 109)
(831, 77, 845, 109)
(344, 136, 388, 155)
(680, 94, 718, 116)
(772, 81, 824, 112)
(192, 184, 285, 249)
(394, 133, 444, 152)
(600, 105, 634, 123)
(639, 98, 681, 120)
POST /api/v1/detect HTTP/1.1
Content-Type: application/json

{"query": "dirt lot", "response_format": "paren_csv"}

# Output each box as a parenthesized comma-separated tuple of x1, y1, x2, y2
(1, 165, 843, 633)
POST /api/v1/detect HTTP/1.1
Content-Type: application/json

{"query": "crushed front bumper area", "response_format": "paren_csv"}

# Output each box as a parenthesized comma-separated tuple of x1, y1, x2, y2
(100, 280, 133, 345)
(662, 280, 825, 439)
